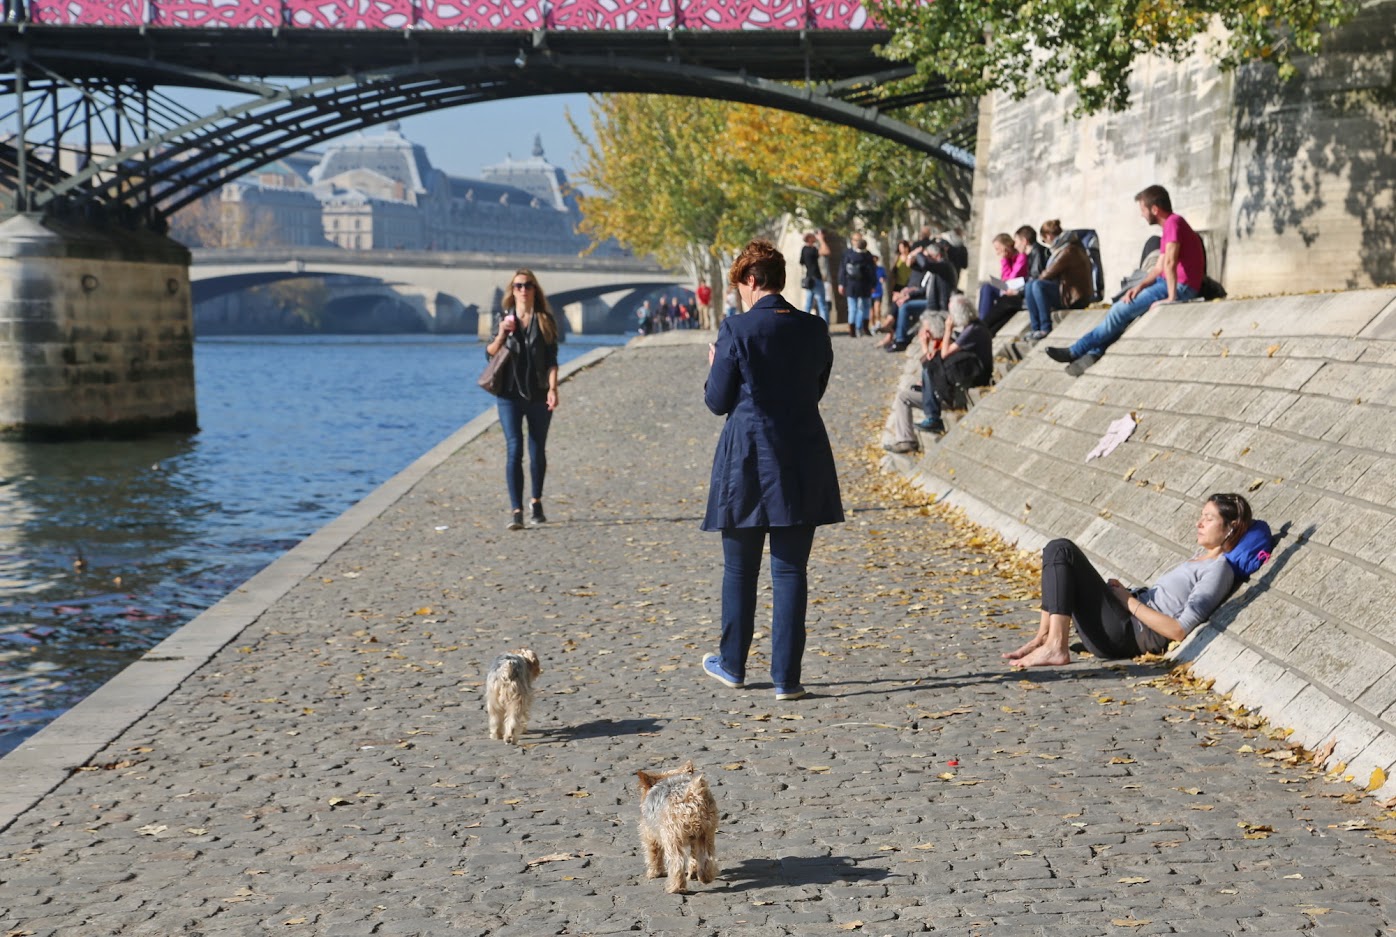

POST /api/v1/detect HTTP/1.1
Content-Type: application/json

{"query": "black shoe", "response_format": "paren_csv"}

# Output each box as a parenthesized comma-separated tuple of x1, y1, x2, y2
(508, 510, 524, 531)
(886, 342, 909, 353)
(1045, 346, 1074, 363)
(530, 502, 547, 525)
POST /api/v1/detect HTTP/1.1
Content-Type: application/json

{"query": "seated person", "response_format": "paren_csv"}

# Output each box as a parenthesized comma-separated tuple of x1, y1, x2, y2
(887, 242, 957, 352)
(1023, 221, 1093, 341)
(1045, 185, 1205, 375)
(1006, 493, 1252, 668)
(884, 295, 991, 450)
(977, 232, 1029, 334)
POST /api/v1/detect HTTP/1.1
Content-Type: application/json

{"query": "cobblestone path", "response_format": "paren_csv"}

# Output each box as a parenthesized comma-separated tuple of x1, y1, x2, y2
(1, 336, 1392, 936)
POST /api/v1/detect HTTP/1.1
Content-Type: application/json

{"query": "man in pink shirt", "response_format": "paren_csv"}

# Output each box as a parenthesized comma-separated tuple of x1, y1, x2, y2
(1045, 185, 1204, 376)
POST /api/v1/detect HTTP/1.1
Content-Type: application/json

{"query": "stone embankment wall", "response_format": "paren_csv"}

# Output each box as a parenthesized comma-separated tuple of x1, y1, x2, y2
(893, 290, 1396, 799)
(0, 214, 196, 438)
(971, 1, 1396, 297)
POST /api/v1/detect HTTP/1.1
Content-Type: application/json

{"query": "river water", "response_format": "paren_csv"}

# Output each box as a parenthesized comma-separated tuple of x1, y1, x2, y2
(0, 333, 626, 754)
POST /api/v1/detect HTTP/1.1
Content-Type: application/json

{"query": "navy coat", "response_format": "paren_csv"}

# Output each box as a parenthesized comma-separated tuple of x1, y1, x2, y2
(701, 293, 845, 531)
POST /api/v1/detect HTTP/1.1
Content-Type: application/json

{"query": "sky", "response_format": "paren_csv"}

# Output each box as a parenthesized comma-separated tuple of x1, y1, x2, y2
(165, 88, 597, 179)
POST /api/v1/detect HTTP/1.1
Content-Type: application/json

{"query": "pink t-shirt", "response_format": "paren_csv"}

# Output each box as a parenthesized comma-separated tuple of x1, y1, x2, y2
(999, 252, 1028, 281)
(1161, 213, 1205, 292)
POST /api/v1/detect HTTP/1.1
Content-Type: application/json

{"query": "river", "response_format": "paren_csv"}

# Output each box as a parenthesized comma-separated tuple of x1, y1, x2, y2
(0, 333, 627, 754)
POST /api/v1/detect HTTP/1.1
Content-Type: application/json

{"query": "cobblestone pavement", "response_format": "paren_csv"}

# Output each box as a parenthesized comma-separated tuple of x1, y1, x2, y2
(2, 336, 1394, 937)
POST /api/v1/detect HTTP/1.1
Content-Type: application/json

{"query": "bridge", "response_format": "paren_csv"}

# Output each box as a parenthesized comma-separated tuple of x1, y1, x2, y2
(0, 0, 975, 438)
(191, 247, 689, 335)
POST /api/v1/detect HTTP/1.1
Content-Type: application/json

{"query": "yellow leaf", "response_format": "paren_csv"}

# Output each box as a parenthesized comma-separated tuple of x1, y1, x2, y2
(808, 766, 831, 773)
(1118, 876, 1149, 884)
(1366, 767, 1387, 792)
(1112, 920, 1152, 927)
(840, 922, 864, 931)
(284, 918, 307, 926)
(415, 607, 433, 615)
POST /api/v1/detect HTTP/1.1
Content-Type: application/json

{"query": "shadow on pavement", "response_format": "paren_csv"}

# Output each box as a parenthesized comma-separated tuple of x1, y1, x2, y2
(535, 717, 666, 743)
(720, 855, 896, 892)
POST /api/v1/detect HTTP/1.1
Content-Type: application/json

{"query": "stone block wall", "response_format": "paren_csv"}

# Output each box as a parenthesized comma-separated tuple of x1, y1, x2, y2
(971, 2, 1396, 298)
(895, 289, 1396, 799)
(0, 215, 196, 438)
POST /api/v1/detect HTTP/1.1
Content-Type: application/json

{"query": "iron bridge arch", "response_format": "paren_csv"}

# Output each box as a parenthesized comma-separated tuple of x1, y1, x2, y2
(0, 25, 975, 230)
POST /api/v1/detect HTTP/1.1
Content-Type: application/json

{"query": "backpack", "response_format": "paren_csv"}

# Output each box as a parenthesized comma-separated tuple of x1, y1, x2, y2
(1225, 519, 1275, 582)
(843, 251, 870, 288)
(1065, 228, 1105, 301)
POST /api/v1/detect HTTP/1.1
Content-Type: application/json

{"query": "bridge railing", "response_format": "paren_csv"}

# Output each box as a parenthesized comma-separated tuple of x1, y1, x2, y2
(27, 0, 878, 30)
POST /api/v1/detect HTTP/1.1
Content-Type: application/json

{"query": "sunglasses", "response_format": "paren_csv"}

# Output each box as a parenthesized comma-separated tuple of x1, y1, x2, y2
(512, 282, 533, 290)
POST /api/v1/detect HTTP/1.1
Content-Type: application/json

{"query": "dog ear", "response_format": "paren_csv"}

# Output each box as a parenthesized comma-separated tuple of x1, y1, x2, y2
(678, 759, 696, 775)
(636, 770, 658, 796)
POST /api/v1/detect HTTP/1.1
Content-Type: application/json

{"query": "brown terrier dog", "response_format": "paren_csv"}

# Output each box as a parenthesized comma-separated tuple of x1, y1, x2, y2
(636, 760, 719, 893)
(484, 648, 541, 744)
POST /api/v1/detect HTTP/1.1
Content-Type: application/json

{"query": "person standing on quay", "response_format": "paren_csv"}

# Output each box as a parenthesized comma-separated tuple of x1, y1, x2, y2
(486, 268, 560, 531)
(699, 239, 845, 701)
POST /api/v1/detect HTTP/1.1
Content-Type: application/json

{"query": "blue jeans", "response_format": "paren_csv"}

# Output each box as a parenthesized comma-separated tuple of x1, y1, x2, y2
(1069, 281, 1198, 359)
(803, 286, 829, 321)
(1024, 279, 1061, 334)
(718, 525, 816, 689)
(496, 396, 552, 510)
(894, 299, 928, 344)
(847, 295, 870, 333)
(977, 283, 1000, 320)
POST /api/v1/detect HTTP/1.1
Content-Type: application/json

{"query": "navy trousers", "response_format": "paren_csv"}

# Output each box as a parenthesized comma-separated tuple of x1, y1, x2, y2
(719, 525, 817, 689)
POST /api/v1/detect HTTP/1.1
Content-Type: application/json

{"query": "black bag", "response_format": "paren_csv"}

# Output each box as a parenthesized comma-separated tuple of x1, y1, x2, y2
(477, 334, 517, 396)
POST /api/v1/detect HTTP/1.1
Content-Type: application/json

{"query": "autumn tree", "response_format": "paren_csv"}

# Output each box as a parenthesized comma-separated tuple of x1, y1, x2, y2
(870, 0, 1358, 115)
(570, 93, 973, 321)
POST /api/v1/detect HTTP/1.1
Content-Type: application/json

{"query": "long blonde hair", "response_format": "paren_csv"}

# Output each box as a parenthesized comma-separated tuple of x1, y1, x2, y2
(502, 268, 559, 344)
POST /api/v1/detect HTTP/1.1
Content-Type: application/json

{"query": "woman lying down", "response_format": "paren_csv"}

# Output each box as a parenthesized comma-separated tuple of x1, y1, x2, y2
(1007, 493, 1254, 668)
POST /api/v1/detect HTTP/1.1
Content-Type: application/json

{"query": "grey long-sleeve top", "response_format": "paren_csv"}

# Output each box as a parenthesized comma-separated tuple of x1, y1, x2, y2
(1132, 554, 1234, 654)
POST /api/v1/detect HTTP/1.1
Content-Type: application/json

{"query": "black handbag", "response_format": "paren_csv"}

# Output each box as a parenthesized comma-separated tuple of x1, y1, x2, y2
(477, 334, 517, 396)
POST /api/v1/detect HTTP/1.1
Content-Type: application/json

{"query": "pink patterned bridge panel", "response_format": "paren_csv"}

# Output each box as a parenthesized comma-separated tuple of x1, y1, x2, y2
(29, 0, 880, 29)
(154, 0, 279, 27)
(30, 0, 145, 25)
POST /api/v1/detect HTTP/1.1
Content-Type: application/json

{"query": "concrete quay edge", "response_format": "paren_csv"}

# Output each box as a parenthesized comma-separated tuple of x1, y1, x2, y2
(881, 286, 1396, 802)
(0, 344, 619, 834)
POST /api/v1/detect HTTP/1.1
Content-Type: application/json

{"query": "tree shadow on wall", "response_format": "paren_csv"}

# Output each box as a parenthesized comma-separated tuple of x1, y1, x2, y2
(1230, 3, 1396, 287)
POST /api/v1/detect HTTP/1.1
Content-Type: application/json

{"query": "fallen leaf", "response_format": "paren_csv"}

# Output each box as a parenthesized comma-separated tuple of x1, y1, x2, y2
(526, 852, 582, 868)
(1112, 919, 1151, 927)
(1109, 756, 1136, 765)
(284, 918, 307, 925)
(1366, 767, 1387, 793)
(839, 923, 864, 931)
(135, 824, 167, 836)
(1284, 873, 1304, 879)
(1300, 907, 1331, 916)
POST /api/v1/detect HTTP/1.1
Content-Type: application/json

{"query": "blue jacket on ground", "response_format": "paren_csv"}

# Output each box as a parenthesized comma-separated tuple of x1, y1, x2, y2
(701, 293, 845, 531)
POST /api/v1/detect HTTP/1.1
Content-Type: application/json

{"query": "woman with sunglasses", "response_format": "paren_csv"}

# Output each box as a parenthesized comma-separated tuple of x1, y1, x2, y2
(486, 269, 560, 530)
(1007, 493, 1252, 667)
(699, 239, 844, 702)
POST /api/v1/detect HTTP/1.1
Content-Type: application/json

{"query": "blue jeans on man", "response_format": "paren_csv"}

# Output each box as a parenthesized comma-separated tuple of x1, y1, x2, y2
(1068, 280, 1198, 359)
(803, 285, 829, 321)
(846, 295, 870, 334)
(894, 299, 928, 345)
(1024, 279, 1061, 334)
(719, 525, 816, 690)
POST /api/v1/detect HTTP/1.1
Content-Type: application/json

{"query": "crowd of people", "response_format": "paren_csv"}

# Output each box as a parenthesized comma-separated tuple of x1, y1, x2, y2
(637, 294, 707, 334)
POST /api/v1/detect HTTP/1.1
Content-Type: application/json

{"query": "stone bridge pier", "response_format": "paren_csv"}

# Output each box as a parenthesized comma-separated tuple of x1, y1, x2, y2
(0, 214, 197, 440)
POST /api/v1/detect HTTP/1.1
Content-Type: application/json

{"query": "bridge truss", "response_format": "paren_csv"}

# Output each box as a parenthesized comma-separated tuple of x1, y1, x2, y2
(0, 12, 976, 232)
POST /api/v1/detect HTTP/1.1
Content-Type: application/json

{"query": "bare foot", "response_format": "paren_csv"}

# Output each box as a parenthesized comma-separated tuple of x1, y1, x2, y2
(1011, 645, 1072, 668)
(1002, 636, 1045, 660)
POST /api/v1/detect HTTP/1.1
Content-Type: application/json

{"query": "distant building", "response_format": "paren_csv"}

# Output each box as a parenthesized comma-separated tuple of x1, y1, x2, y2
(212, 123, 620, 256)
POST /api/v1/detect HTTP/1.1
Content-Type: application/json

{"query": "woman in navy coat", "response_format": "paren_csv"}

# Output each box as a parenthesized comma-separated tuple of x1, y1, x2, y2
(700, 239, 844, 701)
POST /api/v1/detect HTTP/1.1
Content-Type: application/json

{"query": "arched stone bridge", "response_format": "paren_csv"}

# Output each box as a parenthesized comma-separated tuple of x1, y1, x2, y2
(191, 247, 690, 335)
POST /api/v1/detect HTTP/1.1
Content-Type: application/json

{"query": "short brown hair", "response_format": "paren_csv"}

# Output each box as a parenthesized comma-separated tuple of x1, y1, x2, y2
(1014, 225, 1037, 243)
(728, 239, 786, 291)
(1040, 219, 1063, 241)
(1135, 184, 1172, 213)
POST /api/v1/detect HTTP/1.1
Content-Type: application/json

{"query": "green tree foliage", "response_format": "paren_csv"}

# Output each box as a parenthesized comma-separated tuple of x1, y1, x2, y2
(869, 0, 1358, 114)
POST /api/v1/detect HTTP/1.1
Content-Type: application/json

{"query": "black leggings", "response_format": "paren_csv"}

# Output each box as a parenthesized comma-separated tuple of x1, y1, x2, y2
(1040, 539, 1141, 659)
